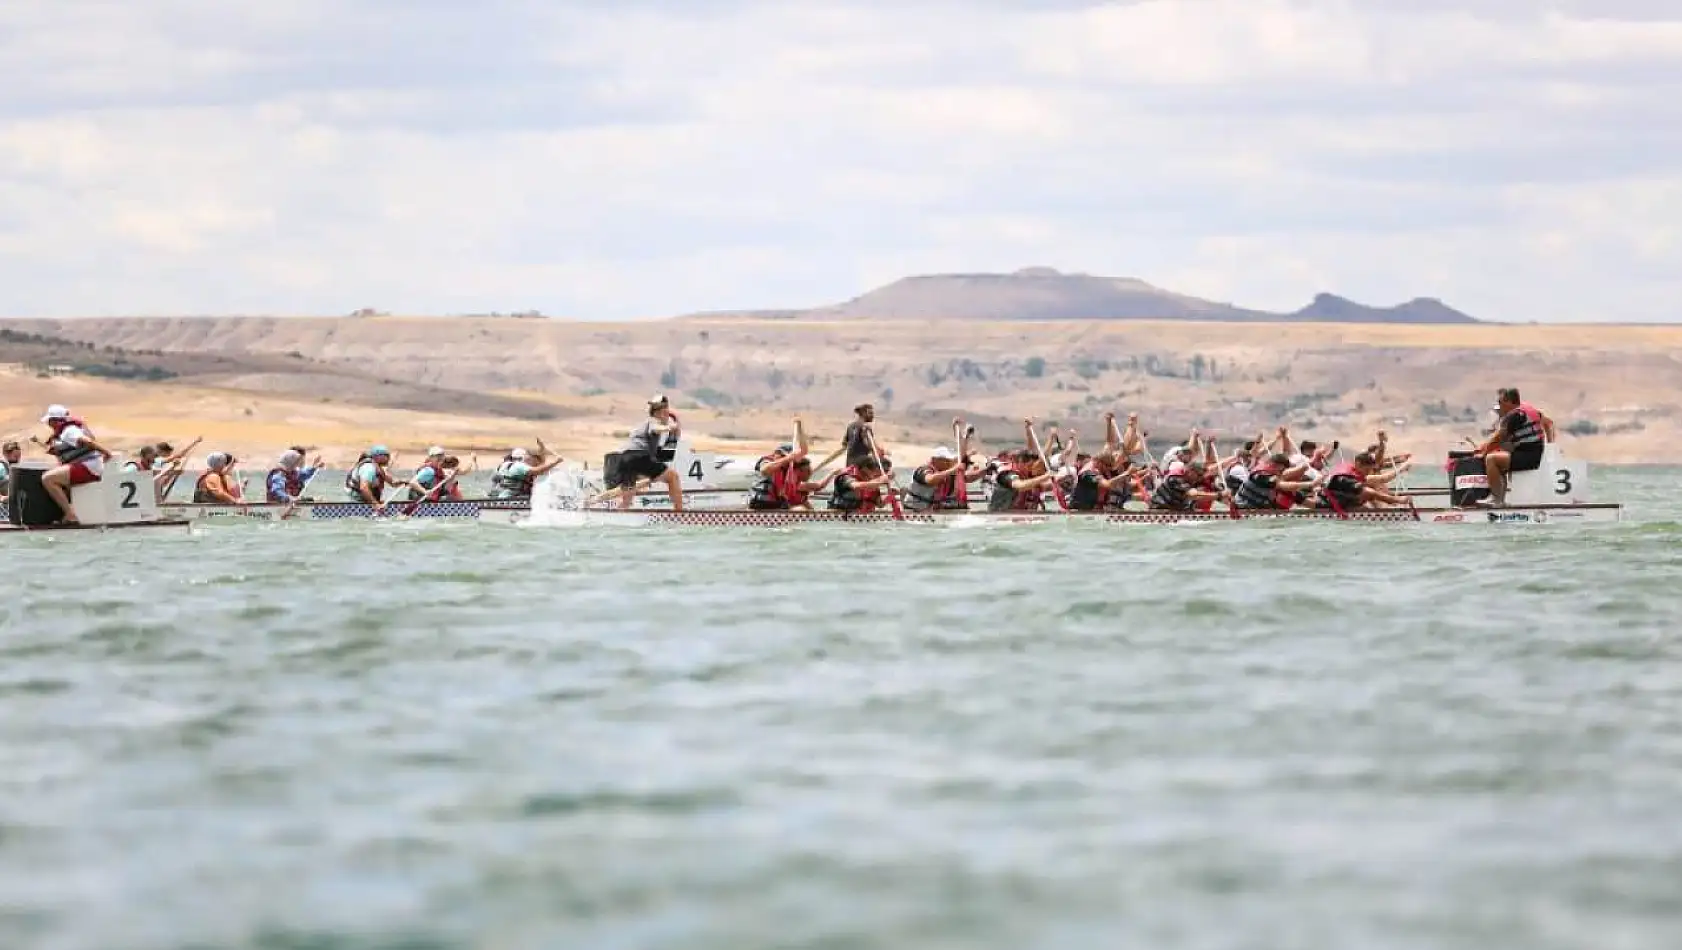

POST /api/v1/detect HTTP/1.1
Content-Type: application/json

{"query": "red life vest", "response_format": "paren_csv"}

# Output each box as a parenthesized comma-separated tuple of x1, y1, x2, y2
(1324, 461, 1366, 509)
(838, 465, 880, 513)
(1510, 403, 1545, 446)
(267, 467, 305, 501)
(780, 466, 812, 507)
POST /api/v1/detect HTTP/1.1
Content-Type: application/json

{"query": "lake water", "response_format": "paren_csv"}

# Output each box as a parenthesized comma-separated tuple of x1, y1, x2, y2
(3, 468, 1680, 949)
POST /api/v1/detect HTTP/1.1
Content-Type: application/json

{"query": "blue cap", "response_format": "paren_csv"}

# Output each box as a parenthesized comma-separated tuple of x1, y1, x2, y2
(369, 445, 390, 456)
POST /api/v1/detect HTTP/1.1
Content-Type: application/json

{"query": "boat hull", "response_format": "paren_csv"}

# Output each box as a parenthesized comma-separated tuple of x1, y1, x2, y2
(1, 520, 192, 536)
(481, 503, 1623, 527)
(165, 500, 527, 522)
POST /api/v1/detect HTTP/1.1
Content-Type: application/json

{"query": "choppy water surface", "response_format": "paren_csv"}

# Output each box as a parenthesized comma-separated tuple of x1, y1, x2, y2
(4, 468, 1681, 950)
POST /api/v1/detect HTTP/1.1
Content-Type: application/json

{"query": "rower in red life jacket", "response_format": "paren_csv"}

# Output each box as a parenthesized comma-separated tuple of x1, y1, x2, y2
(405, 446, 456, 502)
(1232, 453, 1321, 510)
(1148, 459, 1226, 511)
(1471, 387, 1555, 507)
(987, 450, 1056, 512)
(749, 425, 807, 511)
(1316, 452, 1407, 512)
(36, 404, 113, 524)
(1069, 452, 1129, 512)
(827, 455, 894, 513)
(905, 446, 976, 512)
(267, 449, 323, 504)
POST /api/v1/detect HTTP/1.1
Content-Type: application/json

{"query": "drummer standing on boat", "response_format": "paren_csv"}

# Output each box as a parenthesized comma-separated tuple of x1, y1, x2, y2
(611, 395, 686, 511)
(1473, 387, 1556, 507)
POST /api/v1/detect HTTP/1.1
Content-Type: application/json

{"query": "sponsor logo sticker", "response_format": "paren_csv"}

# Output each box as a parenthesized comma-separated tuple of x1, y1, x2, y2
(1454, 475, 1489, 489)
(1486, 511, 1533, 524)
(1432, 513, 1466, 523)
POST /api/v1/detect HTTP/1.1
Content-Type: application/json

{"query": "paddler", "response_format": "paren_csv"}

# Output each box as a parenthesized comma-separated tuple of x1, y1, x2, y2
(904, 446, 976, 512)
(193, 452, 244, 504)
(1318, 451, 1407, 512)
(1472, 387, 1555, 507)
(611, 395, 685, 511)
(748, 420, 811, 511)
(841, 403, 880, 467)
(0, 440, 20, 506)
(407, 446, 451, 501)
(266, 449, 322, 504)
(490, 443, 562, 500)
(827, 454, 894, 513)
(988, 433, 1057, 512)
(345, 445, 407, 513)
(1232, 453, 1321, 511)
(36, 405, 113, 524)
(1068, 450, 1129, 512)
(1148, 459, 1226, 512)
(489, 448, 527, 495)
(121, 445, 160, 474)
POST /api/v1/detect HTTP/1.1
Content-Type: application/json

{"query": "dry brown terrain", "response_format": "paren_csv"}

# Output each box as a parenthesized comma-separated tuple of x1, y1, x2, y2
(4, 316, 1680, 465)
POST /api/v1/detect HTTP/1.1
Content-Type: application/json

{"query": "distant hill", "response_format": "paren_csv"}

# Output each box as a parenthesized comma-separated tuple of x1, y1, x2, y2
(681, 267, 1480, 324)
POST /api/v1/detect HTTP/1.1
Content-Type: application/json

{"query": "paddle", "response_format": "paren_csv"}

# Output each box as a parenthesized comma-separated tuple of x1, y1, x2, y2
(280, 461, 324, 521)
(863, 430, 904, 521)
(1026, 423, 1068, 511)
(953, 419, 969, 508)
(403, 470, 461, 517)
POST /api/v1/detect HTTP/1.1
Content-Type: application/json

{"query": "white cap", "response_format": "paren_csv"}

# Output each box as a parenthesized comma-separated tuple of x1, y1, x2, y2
(647, 393, 669, 406)
(932, 446, 956, 461)
(41, 404, 69, 422)
(206, 452, 230, 468)
(510, 447, 528, 460)
(427, 445, 445, 456)
(279, 449, 303, 467)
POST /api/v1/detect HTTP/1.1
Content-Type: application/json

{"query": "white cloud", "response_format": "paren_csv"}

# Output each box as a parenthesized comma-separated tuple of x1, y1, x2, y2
(0, 0, 1678, 321)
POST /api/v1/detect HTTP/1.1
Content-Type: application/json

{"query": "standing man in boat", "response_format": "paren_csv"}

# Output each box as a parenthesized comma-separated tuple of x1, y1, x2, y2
(611, 396, 686, 511)
(1473, 387, 1555, 507)
(36, 405, 113, 525)
(842, 403, 882, 468)
(0, 440, 20, 508)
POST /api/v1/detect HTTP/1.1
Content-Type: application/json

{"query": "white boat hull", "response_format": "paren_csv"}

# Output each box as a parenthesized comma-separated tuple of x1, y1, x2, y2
(480, 503, 1622, 528)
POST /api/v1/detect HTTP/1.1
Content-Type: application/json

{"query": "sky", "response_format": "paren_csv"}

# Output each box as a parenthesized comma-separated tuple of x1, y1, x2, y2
(2, 0, 1679, 322)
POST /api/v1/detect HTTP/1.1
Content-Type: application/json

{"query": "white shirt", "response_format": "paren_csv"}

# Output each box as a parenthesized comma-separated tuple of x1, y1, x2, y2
(58, 425, 104, 477)
(1227, 463, 1249, 484)
(1289, 454, 1321, 481)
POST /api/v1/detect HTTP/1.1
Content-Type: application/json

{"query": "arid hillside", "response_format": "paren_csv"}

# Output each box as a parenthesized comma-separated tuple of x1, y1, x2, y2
(3, 316, 1679, 464)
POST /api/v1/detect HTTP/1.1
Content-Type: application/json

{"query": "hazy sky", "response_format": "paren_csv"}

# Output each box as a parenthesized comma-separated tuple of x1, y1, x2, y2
(3, 0, 1678, 321)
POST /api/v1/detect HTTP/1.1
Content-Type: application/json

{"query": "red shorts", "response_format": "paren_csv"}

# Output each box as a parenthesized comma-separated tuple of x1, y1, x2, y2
(68, 461, 101, 485)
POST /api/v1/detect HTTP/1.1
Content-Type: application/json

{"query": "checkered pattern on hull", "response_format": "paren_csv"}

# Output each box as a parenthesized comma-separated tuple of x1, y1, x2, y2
(622, 508, 1420, 527)
(179, 500, 531, 521)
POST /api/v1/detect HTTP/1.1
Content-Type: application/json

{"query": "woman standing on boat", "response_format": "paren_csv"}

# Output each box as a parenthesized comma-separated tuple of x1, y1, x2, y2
(610, 395, 685, 511)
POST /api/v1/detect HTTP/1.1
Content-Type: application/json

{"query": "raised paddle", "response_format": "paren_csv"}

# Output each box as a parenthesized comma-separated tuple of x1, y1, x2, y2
(953, 419, 969, 508)
(1026, 424, 1068, 511)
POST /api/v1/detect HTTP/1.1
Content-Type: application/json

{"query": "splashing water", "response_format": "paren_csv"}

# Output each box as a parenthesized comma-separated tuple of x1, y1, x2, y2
(522, 467, 602, 526)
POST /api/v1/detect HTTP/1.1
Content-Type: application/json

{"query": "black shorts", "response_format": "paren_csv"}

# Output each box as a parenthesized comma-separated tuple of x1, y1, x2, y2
(1510, 443, 1544, 473)
(605, 452, 667, 489)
